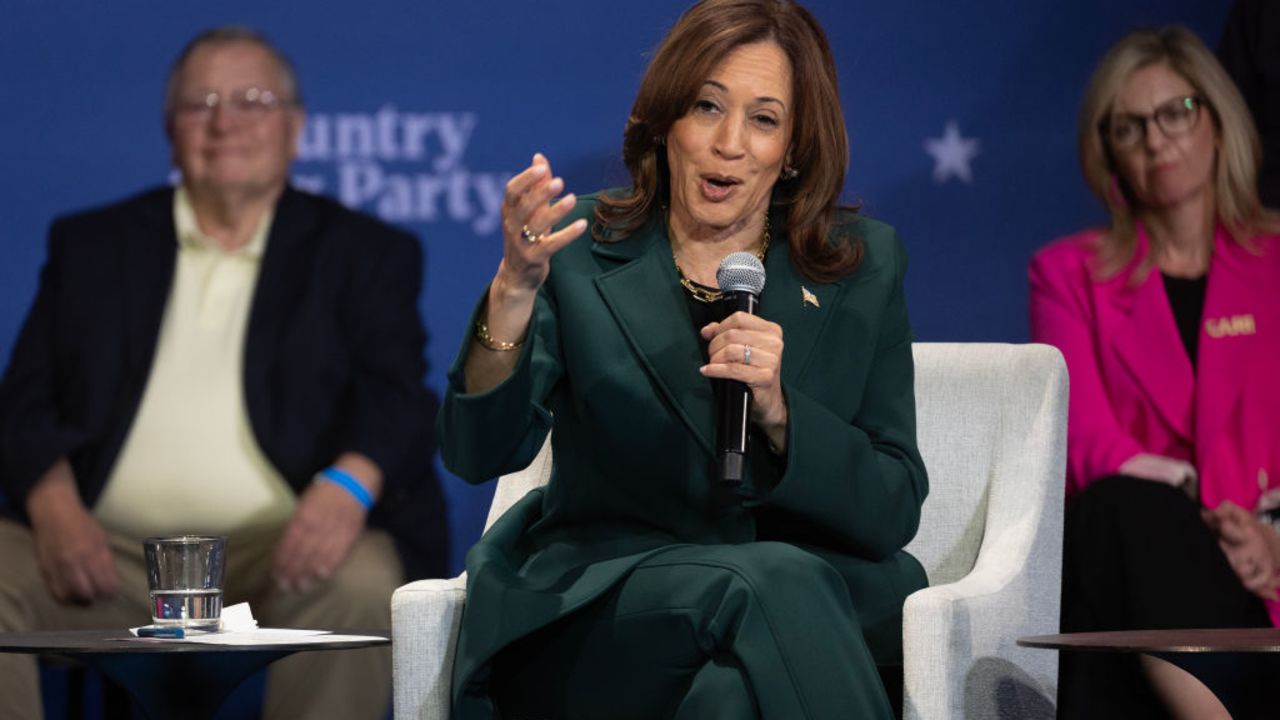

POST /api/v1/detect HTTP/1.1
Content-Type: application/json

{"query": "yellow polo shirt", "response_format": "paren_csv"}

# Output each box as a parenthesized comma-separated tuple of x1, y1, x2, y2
(94, 187, 296, 538)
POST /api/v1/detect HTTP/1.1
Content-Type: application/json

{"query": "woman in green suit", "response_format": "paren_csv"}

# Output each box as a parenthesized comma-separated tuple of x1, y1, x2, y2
(439, 1, 928, 717)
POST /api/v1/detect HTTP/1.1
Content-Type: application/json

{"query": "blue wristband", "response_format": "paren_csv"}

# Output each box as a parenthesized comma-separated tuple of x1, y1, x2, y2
(318, 467, 374, 509)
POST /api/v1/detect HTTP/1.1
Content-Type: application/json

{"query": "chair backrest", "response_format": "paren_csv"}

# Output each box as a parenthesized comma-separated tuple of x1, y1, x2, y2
(486, 342, 1069, 583)
(905, 342, 1067, 585)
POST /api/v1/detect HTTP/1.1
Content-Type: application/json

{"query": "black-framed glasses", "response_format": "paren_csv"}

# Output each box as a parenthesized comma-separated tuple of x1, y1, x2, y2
(171, 87, 292, 126)
(1102, 95, 1205, 151)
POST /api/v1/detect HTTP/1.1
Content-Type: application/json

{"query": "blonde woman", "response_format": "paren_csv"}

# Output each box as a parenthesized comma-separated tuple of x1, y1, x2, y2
(1030, 26, 1280, 720)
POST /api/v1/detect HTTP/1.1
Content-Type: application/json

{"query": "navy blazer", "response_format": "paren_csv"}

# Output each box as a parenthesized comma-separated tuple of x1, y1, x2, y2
(0, 186, 447, 580)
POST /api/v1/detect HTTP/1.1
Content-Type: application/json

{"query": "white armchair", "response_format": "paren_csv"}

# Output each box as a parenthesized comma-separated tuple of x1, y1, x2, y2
(393, 342, 1068, 720)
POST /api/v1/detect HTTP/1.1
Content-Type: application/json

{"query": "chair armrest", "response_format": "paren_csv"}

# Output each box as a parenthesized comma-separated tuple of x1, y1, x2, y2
(392, 575, 467, 720)
(902, 541, 1059, 720)
(903, 343, 1066, 720)
(903, 467, 1062, 720)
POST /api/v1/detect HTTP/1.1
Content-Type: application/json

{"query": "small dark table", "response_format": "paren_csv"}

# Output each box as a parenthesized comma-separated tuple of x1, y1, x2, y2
(0, 629, 389, 720)
(1019, 628, 1280, 717)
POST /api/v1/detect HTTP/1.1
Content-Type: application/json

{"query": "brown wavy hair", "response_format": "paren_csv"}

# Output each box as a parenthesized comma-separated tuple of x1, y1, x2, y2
(594, 0, 861, 283)
(1078, 26, 1279, 277)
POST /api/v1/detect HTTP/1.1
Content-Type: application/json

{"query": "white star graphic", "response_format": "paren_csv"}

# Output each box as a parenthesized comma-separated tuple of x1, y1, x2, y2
(923, 120, 980, 184)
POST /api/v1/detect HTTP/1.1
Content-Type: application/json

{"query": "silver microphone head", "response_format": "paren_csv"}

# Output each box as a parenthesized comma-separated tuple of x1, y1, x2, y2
(716, 251, 767, 295)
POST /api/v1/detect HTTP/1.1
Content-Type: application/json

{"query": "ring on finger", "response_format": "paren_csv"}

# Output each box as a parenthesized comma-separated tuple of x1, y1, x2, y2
(743, 344, 752, 366)
(521, 225, 544, 244)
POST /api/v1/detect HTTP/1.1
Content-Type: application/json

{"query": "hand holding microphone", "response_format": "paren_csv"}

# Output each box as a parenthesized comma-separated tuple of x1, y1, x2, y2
(699, 252, 788, 483)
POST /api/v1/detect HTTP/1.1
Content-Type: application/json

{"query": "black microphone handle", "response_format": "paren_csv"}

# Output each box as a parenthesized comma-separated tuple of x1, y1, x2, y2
(717, 290, 758, 485)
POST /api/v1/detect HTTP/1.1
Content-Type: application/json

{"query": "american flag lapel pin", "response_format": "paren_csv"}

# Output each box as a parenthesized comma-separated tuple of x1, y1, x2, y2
(802, 286, 820, 308)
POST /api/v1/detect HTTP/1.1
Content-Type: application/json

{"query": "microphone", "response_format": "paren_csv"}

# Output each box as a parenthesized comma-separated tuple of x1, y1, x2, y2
(715, 251, 767, 486)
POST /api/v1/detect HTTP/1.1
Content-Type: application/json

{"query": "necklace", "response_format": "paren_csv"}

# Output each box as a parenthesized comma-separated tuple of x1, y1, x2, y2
(673, 216, 770, 304)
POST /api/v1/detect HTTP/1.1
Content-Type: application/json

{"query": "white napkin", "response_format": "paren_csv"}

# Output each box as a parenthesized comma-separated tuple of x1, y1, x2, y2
(219, 602, 258, 631)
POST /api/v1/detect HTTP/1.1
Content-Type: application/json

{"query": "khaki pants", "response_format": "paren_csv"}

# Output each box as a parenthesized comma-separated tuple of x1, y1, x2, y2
(0, 518, 401, 720)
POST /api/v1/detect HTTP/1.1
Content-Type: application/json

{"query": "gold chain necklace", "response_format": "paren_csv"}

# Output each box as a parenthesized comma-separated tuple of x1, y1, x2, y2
(673, 216, 770, 304)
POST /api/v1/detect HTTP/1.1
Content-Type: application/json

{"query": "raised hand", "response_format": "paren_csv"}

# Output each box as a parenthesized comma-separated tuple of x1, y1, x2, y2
(495, 153, 588, 295)
(465, 153, 587, 394)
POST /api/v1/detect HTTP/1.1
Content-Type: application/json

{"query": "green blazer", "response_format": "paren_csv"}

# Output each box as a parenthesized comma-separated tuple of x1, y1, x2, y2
(439, 195, 928, 717)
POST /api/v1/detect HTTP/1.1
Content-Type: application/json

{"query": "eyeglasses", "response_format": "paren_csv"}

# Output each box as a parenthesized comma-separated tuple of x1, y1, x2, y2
(1102, 95, 1205, 151)
(171, 87, 292, 126)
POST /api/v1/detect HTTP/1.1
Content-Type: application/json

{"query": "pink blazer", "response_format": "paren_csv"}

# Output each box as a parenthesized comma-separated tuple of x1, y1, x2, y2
(1029, 225, 1280, 509)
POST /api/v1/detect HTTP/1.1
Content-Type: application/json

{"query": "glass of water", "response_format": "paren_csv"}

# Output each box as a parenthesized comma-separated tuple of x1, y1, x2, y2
(143, 535, 227, 630)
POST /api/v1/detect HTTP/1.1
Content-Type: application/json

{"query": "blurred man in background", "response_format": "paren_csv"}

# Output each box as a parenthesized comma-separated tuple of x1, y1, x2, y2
(0, 26, 447, 719)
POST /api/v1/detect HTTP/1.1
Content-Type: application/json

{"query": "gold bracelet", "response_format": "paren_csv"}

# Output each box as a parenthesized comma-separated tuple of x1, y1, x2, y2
(474, 320, 525, 351)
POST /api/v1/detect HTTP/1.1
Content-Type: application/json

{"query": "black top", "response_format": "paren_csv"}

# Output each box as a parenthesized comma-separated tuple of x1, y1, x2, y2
(1162, 272, 1208, 369)
(682, 280, 725, 362)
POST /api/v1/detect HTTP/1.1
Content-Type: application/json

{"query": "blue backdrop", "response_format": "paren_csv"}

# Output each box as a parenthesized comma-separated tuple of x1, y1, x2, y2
(0, 1, 1231, 574)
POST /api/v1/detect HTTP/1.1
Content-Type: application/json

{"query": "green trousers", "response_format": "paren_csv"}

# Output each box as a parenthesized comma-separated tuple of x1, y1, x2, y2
(493, 542, 896, 719)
